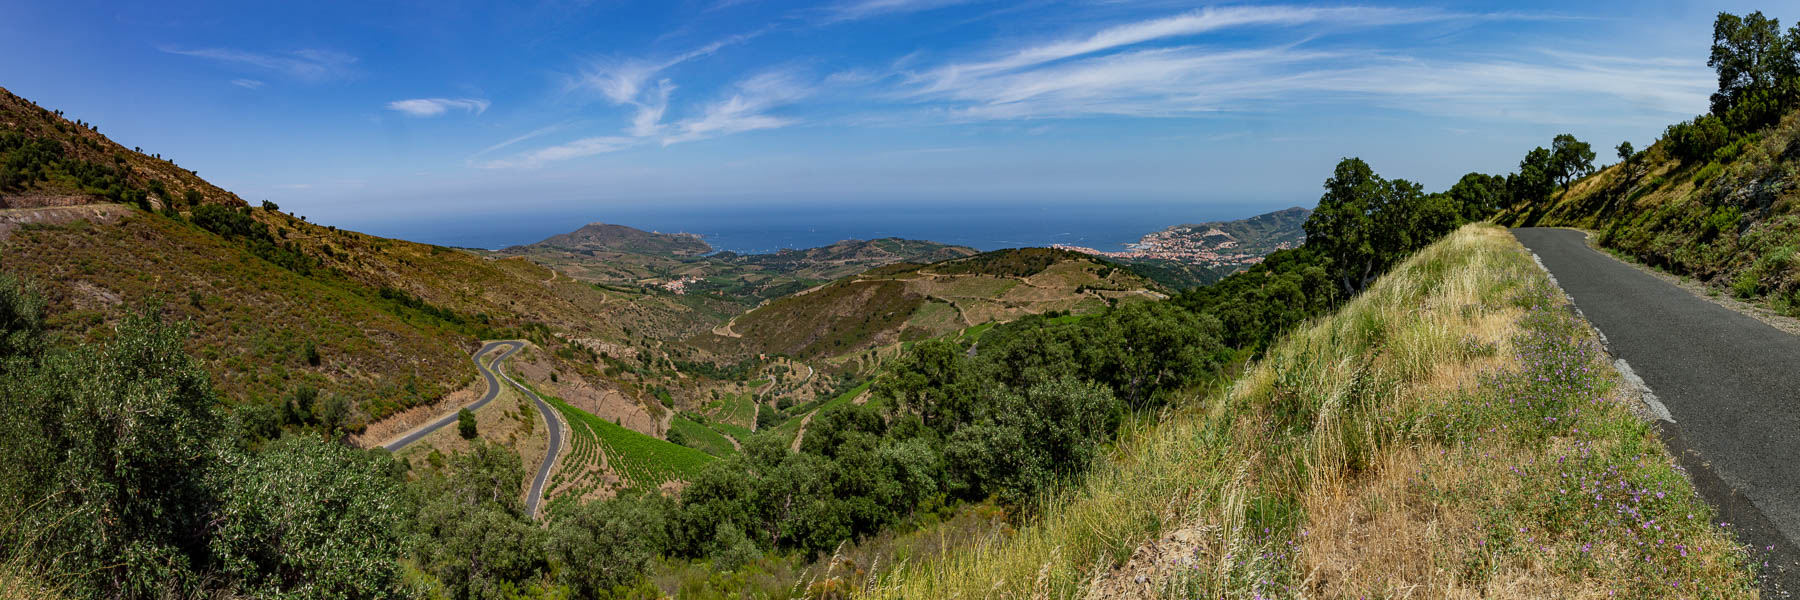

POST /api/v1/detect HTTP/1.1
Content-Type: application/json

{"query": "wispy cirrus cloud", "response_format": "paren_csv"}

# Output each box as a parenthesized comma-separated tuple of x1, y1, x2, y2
(473, 122, 580, 158)
(160, 46, 358, 83)
(822, 0, 979, 23)
(914, 5, 1461, 93)
(479, 33, 810, 168)
(665, 69, 812, 145)
(898, 5, 1704, 127)
(474, 136, 639, 169)
(568, 31, 765, 137)
(230, 79, 265, 89)
(386, 97, 491, 117)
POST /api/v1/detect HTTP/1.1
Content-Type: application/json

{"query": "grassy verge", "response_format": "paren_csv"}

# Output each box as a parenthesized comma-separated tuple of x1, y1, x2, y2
(861, 225, 1757, 598)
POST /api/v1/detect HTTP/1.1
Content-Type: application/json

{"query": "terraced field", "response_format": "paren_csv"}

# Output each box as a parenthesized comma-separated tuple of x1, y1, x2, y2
(705, 392, 758, 428)
(546, 397, 714, 500)
(710, 420, 754, 441)
(668, 416, 736, 457)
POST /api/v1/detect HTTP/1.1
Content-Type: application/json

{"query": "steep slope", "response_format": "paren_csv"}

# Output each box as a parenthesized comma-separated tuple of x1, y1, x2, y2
(698, 247, 1163, 361)
(0, 87, 242, 209)
(0, 88, 682, 447)
(866, 225, 1756, 598)
(1499, 106, 1800, 315)
(0, 205, 468, 423)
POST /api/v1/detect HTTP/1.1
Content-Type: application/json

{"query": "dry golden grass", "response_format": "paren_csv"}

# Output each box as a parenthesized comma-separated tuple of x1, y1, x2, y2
(861, 225, 1757, 599)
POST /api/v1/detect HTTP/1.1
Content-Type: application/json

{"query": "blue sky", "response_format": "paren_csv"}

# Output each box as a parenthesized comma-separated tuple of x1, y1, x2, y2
(0, 1, 1762, 241)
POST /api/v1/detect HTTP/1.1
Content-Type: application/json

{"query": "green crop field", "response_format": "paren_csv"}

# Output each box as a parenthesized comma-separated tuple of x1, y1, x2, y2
(669, 416, 736, 457)
(547, 397, 714, 496)
(710, 420, 755, 441)
(705, 392, 758, 428)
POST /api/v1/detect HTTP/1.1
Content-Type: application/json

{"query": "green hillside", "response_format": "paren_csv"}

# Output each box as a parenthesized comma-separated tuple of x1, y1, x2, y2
(1169, 206, 1311, 255)
(869, 227, 1754, 598)
(1500, 12, 1800, 317)
(503, 228, 977, 306)
(697, 247, 1164, 362)
(0, 85, 692, 439)
(547, 394, 716, 497)
(0, 87, 242, 210)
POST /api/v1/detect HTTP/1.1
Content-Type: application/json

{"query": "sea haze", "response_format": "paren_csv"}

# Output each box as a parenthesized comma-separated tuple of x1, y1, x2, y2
(356, 200, 1293, 254)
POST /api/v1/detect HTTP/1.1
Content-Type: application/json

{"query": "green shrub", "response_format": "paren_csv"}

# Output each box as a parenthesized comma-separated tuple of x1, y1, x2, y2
(1664, 115, 1731, 164)
(457, 408, 477, 439)
(1702, 205, 1740, 239)
(1691, 161, 1724, 185)
(1733, 271, 1760, 298)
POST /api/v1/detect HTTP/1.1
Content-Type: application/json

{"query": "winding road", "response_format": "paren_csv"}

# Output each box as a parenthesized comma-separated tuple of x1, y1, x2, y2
(1513, 228, 1800, 592)
(382, 340, 564, 519)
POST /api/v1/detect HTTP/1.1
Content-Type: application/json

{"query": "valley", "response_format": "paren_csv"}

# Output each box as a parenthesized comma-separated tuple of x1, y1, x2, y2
(6, 5, 1795, 598)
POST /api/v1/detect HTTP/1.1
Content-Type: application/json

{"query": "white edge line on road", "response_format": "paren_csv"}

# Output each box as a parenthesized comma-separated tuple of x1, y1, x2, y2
(1523, 244, 1673, 423)
(1611, 357, 1676, 423)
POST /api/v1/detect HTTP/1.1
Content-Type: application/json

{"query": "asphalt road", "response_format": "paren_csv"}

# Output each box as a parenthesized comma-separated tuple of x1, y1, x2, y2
(1513, 228, 1800, 592)
(382, 341, 519, 452)
(380, 340, 564, 519)
(494, 354, 563, 519)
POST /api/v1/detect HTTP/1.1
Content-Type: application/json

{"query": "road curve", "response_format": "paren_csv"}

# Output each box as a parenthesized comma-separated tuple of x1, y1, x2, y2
(381, 340, 564, 519)
(383, 341, 520, 452)
(493, 355, 563, 519)
(1513, 228, 1800, 590)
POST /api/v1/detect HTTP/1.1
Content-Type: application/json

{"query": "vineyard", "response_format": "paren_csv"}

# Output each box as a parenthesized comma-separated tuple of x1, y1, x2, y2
(668, 416, 736, 457)
(545, 397, 715, 503)
(710, 420, 754, 441)
(704, 391, 759, 428)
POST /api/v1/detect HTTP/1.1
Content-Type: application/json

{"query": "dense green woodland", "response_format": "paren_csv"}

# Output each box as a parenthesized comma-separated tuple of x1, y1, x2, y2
(6, 9, 1789, 599)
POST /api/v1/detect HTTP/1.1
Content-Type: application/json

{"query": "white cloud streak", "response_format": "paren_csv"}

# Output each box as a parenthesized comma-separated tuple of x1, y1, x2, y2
(474, 122, 579, 157)
(230, 79, 265, 89)
(569, 31, 766, 138)
(161, 46, 358, 82)
(481, 33, 809, 168)
(665, 70, 812, 144)
(823, 0, 977, 23)
(901, 5, 1710, 126)
(916, 5, 1454, 93)
(474, 136, 639, 169)
(386, 98, 491, 117)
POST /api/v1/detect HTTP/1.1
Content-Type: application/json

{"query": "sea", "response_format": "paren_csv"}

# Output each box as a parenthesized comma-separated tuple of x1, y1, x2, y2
(353, 200, 1290, 255)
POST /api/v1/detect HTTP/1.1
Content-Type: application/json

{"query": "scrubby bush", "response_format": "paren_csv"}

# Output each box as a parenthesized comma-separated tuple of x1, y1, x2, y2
(1665, 116, 1732, 164)
(458, 408, 478, 440)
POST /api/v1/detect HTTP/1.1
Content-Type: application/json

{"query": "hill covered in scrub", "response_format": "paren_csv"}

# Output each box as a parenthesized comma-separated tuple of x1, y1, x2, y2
(1051, 206, 1312, 290)
(508, 221, 711, 256)
(1497, 52, 1800, 317)
(1166, 205, 1311, 256)
(0, 87, 242, 209)
(695, 247, 1163, 361)
(0, 85, 723, 448)
(503, 225, 977, 304)
(866, 227, 1756, 598)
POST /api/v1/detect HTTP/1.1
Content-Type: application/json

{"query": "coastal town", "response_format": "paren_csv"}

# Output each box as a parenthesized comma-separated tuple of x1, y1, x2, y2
(1054, 224, 1300, 268)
